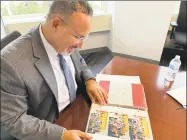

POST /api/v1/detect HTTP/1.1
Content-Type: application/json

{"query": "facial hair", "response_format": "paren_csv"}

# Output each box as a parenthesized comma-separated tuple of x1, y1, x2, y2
(61, 45, 77, 56)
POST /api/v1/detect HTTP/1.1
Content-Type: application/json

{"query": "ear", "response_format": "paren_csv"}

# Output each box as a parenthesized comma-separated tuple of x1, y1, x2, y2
(51, 17, 61, 29)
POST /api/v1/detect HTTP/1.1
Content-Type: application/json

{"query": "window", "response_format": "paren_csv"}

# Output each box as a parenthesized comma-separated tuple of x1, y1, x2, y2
(88, 1, 109, 15)
(1, 1, 49, 16)
(1, 1, 110, 24)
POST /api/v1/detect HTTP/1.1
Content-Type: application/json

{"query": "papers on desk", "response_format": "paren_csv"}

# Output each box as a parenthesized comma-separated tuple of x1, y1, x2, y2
(96, 74, 141, 84)
(167, 87, 186, 109)
(170, 72, 186, 90)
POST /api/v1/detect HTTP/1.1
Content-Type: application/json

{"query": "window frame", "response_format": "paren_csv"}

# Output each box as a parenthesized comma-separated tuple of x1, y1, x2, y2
(1, 1, 110, 25)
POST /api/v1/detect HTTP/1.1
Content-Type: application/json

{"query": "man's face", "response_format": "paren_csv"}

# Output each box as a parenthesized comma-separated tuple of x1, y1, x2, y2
(51, 12, 92, 54)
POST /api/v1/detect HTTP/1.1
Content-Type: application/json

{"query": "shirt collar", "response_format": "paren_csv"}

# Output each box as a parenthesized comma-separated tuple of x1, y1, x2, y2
(39, 23, 58, 57)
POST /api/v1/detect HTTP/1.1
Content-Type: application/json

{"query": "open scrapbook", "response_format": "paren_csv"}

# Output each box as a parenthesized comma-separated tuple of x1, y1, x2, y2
(85, 74, 153, 140)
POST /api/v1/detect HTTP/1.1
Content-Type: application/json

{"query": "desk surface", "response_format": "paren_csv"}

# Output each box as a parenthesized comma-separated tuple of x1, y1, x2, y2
(56, 56, 186, 140)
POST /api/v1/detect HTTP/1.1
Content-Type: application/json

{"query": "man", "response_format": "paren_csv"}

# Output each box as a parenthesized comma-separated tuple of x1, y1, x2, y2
(1, 1, 108, 140)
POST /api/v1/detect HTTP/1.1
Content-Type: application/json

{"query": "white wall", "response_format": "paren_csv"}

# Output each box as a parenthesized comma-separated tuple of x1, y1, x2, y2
(82, 31, 109, 50)
(3, 15, 111, 50)
(110, 1, 175, 61)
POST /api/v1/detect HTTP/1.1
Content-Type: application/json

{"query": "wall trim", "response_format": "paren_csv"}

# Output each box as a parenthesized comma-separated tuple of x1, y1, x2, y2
(112, 52, 159, 65)
(80, 47, 160, 65)
(79, 46, 109, 54)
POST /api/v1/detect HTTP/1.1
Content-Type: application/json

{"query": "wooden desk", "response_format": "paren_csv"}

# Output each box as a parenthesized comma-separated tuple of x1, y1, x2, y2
(56, 56, 186, 140)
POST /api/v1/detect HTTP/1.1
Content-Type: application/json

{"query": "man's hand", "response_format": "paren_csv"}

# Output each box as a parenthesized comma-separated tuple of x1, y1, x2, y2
(63, 130, 92, 140)
(86, 79, 108, 105)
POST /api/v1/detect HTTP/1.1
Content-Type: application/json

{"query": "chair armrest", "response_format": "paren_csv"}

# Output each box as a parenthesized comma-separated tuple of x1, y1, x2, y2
(170, 21, 178, 27)
(170, 22, 178, 39)
(1, 31, 21, 50)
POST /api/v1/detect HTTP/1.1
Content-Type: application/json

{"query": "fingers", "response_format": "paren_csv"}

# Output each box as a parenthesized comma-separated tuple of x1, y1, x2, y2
(78, 131, 92, 140)
(87, 83, 108, 105)
(97, 88, 106, 105)
(93, 89, 103, 105)
(101, 88, 108, 104)
(92, 88, 108, 105)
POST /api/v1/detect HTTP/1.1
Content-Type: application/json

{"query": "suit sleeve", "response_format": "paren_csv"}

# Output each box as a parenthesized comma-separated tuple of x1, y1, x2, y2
(77, 51, 95, 83)
(1, 56, 65, 140)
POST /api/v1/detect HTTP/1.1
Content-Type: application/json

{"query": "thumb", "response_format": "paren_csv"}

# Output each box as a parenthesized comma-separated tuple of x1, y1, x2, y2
(88, 93, 95, 103)
(78, 131, 92, 139)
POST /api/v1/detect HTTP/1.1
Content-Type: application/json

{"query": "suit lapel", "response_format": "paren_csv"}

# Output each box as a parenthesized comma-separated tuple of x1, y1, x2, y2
(31, 25, 58, 103)
(34, 56, 58, 102)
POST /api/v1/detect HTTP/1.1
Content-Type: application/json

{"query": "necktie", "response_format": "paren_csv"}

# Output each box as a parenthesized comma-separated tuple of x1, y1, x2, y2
(58, 54, 76, 103)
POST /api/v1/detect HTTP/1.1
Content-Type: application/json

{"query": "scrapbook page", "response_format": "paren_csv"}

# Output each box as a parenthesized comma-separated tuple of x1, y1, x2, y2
(96, 74, 148, 110)
(86, 104, 153, 140)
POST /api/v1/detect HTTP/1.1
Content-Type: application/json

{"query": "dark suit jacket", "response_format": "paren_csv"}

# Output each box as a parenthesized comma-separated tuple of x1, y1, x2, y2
(1, 26, 94, 140)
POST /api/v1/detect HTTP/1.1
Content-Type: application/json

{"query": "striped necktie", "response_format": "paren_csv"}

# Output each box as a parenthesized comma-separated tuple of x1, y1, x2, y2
(58, 54, 76, 103)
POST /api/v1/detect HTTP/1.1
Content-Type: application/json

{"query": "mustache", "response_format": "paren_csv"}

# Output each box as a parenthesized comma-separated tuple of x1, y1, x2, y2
(71, 45, 78, 49)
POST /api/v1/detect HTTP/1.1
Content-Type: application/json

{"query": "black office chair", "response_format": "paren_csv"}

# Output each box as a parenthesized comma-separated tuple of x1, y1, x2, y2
(1, 30, 21, 50)
(1, 30, 21, 140)
(170, 1, 186, 49)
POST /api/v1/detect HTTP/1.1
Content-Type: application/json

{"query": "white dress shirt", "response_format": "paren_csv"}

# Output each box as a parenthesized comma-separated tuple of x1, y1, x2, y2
(39, 25, 77, 112)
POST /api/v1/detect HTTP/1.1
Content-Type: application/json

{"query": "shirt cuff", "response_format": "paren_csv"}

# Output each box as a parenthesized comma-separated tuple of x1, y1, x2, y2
(61, 128, 67, 140)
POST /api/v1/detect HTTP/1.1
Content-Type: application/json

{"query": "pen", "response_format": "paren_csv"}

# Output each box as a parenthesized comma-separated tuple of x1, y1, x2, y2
(176, 105, 187, 110)
(80, 57, 83, 63)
